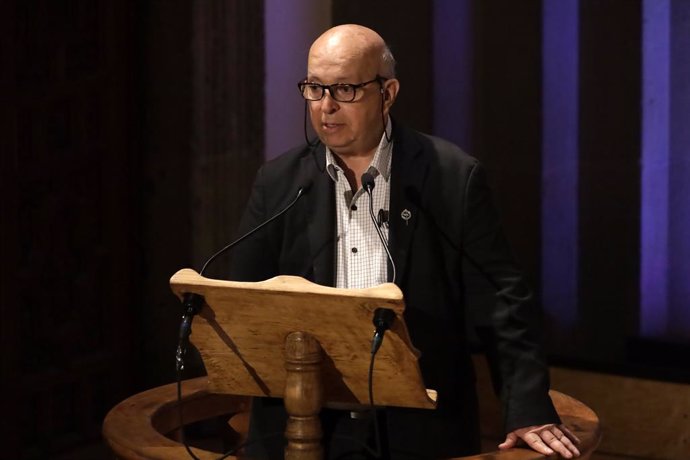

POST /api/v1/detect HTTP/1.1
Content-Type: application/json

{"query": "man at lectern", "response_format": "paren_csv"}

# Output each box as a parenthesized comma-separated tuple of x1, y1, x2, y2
(229, 24, 580, 459)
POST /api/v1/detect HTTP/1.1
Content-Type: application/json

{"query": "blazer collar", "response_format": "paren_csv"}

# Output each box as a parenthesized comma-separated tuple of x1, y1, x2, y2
(302, 143, 336, 286)
(300, 123, 430, 289)
(388, 123, 429, 288)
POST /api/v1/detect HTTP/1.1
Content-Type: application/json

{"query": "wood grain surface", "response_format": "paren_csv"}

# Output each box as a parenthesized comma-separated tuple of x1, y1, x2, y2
(170, 269, 435, 410)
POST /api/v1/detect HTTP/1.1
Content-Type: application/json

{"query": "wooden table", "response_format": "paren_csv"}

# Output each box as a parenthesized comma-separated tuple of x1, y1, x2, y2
(102, 377, 600, 460)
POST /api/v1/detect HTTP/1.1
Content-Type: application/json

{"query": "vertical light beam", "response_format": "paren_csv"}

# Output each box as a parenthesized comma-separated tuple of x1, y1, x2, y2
(640, 0, 670, 337)
(667, 0, 690, 339)
(542, 0, 579, 328)
(432, 0, 474, 150)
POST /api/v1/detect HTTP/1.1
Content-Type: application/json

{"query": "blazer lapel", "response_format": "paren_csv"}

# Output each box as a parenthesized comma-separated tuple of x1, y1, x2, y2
(389, 125, 429, 287)
(299, 127, 428, 289)
(302, 144, 336, 286)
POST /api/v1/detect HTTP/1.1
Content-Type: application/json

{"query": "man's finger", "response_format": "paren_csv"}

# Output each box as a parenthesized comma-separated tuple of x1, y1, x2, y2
(553, 425, 582, 456)
(558, 435, 581, 457)
(498, 432, 518, 449)
(560, 424, 581, 445)
(540, 428, 580, 458)
(523, 432, 554, 456)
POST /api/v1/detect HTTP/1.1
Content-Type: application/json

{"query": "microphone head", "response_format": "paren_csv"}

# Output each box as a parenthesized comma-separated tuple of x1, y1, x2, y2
(373, 307, 396, 330)
(297, 179, 313, 194)
(361, 172, 375, 192)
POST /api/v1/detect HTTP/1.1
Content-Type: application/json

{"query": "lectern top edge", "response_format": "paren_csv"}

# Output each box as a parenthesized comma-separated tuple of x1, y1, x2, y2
(170, 268, 405, 302)
(169, 267, 436, 411)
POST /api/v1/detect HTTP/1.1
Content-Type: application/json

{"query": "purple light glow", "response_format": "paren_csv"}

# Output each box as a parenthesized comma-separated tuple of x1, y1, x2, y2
(432, 0, 474, 150)
(264, 0, 331, 160)
(641, 0, 690, 340)
(641, 0, 670, 337)
(541, 0, 579, 328)
(667, 0, 690, 339)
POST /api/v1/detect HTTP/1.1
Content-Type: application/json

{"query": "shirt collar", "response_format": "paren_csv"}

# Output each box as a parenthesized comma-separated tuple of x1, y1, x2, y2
(325, 117, 393, 183)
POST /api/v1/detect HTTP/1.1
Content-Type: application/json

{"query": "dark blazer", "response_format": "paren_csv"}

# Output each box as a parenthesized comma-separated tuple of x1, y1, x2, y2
(229, 123, 559, 458)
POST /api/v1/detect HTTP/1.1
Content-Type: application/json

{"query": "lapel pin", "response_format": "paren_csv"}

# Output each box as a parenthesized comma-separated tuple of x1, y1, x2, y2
(401, 209, 412, 226)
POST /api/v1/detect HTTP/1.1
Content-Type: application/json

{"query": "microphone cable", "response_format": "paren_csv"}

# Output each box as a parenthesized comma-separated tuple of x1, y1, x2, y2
(365, 308, 396, 458)
(361, 172, 396, 284)
(175, 182, 311, 459)
(330, 307, 395, 459)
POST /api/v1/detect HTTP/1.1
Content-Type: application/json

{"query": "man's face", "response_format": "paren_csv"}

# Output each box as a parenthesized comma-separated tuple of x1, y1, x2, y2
(306, 47, 386, 157)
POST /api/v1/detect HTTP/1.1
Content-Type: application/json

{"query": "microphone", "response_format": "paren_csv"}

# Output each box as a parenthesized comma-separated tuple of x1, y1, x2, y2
(370, 307, 396, 354)
(175, 179, 313, 460)
(199, 180, 313, 276)
(362, 171, 376, 193)
(361, 172, 397, 284)
(365, 306, 396, 460)
(176, 180, 313, 370)
(377, 209, 389, 228)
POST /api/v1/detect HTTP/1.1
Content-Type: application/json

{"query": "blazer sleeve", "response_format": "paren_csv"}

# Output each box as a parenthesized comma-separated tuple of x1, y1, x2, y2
(228, 165, 280, 282)
(462, 162, 560, 433)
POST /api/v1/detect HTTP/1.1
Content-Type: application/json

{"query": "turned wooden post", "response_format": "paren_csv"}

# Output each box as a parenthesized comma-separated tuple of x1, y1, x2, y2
(168, 270, 436, 457)
(284, 331, 324, 460)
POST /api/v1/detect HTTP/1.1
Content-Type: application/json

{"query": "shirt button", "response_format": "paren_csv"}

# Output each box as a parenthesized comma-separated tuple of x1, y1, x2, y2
(351, 204, 357, 211)
(351, 247, 358, 253)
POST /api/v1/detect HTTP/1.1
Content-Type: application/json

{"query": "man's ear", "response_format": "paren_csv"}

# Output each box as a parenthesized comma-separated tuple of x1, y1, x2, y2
(382, 78, 400, 111)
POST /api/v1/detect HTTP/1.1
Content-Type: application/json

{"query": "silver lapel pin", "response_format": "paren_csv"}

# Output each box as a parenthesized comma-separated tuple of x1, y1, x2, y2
(401, 209, 412, 226)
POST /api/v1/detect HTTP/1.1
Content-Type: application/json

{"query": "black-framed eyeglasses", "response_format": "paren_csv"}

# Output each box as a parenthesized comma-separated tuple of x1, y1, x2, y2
(297, 76, 384, 103)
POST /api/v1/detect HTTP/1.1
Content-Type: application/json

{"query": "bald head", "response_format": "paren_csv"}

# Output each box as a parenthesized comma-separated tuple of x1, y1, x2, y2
(304, 24, 400, 159)
(308, 24, 396, 79)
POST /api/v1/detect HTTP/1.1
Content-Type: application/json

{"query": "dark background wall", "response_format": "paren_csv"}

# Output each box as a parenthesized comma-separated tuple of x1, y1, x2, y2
(2, 0, 688, 458)
(2, 1, 141, 457)
(332, 0, 433, 134)
(576, 0, 642, 362)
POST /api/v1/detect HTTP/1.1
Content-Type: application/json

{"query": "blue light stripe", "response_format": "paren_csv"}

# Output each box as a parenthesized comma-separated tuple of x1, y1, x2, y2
(541, 0, 579, 327)
(640, 0, 670, 337)
(432, 0, 474, 150)
(667, 0, 690, 338)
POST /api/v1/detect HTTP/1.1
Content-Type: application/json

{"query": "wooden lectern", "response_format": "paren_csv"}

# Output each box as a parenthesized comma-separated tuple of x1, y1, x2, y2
(102, 269, 601, 459)
(167, 268, 436, 459)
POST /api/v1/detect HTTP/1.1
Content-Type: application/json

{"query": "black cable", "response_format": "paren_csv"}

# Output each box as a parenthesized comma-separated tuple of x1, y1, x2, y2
(379, 77, 393, 144)
(175, 184, 311, 459)
(303, 100, 319, 147)
(367, 349, 384, 458)
(328, 310, 395, 458)
(199, 186, 309, 276)
(363, 179, 397, 284)
(177, 359, 285, 460)
(330, 350, 383, 458)
(176, 367, 202, 460)
(380, 86, 392, 144)
(216, 432, 284, 460)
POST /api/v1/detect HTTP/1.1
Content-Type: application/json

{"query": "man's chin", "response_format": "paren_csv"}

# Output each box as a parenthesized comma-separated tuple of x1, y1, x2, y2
(324, 144, 358, 157)
(317, 135, 353, 153)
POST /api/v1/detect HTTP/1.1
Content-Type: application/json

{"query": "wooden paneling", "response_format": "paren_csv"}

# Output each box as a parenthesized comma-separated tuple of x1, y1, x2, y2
(136, 0, 266, 388)
(472, 0, 543, 288)
(190, 0, 265, 273)
(331, 0, 433, 134)
(2, 0, 138, 457)
(551, 367, 690, 460)
(577, 0, 642, 361)
(475, 355, 690, 459)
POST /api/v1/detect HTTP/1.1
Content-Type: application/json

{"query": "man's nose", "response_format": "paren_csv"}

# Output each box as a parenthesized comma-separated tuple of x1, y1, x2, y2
(318, 90, 339, 113)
